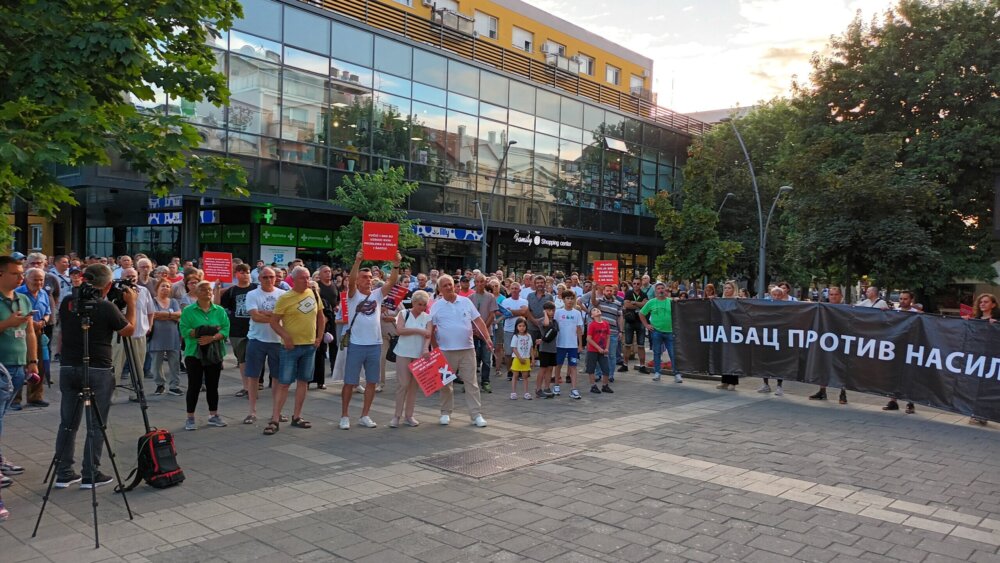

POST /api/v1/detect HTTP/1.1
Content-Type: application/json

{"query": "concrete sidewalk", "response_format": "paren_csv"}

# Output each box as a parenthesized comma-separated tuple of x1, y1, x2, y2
(1, 356, 999, 562)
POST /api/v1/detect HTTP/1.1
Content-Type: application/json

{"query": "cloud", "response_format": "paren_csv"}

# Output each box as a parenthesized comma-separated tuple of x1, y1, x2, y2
(682, 5, 695, 11)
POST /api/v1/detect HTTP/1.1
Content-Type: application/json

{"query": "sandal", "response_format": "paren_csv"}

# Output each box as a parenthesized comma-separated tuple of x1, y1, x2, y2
(242, 414, 257, 425)
(279, 414, 289, 423)
(291, 417, 312, 429)
(263, 420, 279, 435)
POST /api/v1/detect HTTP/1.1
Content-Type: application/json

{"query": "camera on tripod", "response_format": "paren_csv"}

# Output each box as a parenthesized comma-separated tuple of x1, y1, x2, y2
(74, 278, 136, 310)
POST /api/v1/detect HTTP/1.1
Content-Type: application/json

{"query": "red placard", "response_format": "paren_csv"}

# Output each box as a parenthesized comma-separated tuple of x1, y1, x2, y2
(340, 292, 349, 321)
(362, 221, 399, 261)
(409, 348, 457, 397)
(388, 284, 409, 307)
(593, 260, 619, 286)
(201, 252, 233, 282)
(960, 303, 974, 317)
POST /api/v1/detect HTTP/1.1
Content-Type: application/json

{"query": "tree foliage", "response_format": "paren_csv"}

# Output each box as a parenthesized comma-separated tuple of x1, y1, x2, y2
(0, 0, 248, 244)
(329, 166, 421, 265)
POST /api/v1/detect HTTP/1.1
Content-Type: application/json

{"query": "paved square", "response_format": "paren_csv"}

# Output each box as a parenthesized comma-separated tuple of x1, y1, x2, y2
(2, 358, 999, 562)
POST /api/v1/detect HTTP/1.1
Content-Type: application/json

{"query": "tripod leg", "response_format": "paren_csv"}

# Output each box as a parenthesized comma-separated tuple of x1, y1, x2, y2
(89, 393, 133, 520)
(82, 391, 100, 548)
(30, 451, 63, 539)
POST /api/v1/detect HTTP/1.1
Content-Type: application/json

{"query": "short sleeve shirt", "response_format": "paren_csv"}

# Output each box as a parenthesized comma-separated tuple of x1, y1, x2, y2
(527, 291, 554, 334)
(499, 297, 528, 332)
(587, 320, 610, 352)
(553, 307, 584, 348)
(347, 287, 385, 345)
(430, 295, 480, 351)
(220, 283, 257, 338)
(273, 289, 319, 345)
(595, 295, 623, 331)
(469, 291, 499, 326)
(640, 298, 673, 333)
(0, 292, 35, 366)
(59, 298, 128, 368)
(246, 287, 285, 342)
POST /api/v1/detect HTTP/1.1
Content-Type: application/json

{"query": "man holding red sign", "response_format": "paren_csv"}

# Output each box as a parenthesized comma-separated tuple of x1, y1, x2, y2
(340, 249, 400, 430)
(430, 275, 493, 428)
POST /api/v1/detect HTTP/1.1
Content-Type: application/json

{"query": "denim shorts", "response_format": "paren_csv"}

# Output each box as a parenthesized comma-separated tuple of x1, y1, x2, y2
(555, 347, 579, 366)
(277, 344, 316, 385)
(245, 340, 281, 381)
(344, 344, 381, 385)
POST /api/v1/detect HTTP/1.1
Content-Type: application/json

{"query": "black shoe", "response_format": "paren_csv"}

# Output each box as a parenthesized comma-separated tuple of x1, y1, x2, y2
(808, 390, 827, 401)
(55, 473, 82, 489)
(168, 388, 183, 396)
(507, 375, 513, 382)
(536, 389, 546, 399)
(542, 388, 555, 399)
(601, 385, 614, 394)
(154, 385, 165, 395)
(565, 376, 571, 384)
(80, 472, 114, 489)
(883, 400, 899, 411)
(617, 364, 628, 373)
(905, 402, 915, 414)
(27, 400, 49, 407)
(234, 389, 248, 397)
(637, 366, 650, 374)
(839, 390, 848, 405)
(590, 385, 602, 394)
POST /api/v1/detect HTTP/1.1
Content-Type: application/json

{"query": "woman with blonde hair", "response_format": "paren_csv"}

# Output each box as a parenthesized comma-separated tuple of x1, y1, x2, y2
(390, 290, 432, 428)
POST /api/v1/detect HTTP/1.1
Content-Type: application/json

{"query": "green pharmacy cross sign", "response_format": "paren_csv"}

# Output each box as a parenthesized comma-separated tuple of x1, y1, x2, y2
(298, 228, 333, 249)
(260, 225, 297, 244)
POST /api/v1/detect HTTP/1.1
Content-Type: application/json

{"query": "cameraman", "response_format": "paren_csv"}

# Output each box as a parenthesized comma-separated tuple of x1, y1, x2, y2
(52, 264, 137, 489)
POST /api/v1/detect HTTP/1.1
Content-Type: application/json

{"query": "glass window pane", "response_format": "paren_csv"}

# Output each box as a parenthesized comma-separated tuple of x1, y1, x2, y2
(642, 122, 660, 147)
(448, 60, 479, 97)
(284, 46, 328, 75)
(624, 118, 642, 144)
(413, 49, 447, 88)
(230, 30, 282, 63)
(583, 104, 604, 134)
(479, 101, 507, 123)
(477, 118, 507, 181)
(604, 112, 625, 138)
(282, 67, 327, 146)
(331, 21, 372, 66)
(228, 132, 278, 159)
(447, 91, 478, 114)
(280, 140, 326, 167)
(534, 133, 559, 190)
(536, 117, 559, 137)
(509, 81, 535, 114)
(328, 86, 371, 153)
(559, 139, 582, 190)
(331, 59, 373, 88)
(233, 0, 281, 41)
(283, 7, 329, 55)
(536, 89, 560, 121)
(560, 123, 582, 143)
(372, 92, 411, 160)
(412, 82, 446, 106)
(658, 164, 673, 193)
(447, 110, 477, 173)
(374, 36, 412, 78)
(509, 109, 534, 130)
(480, 72, 508, 107)
(410, 102, 450, 184)
(374, 71, 411, 97)
(560, 97, 583, 127)
(507, 126, 534, 191)
(229, 53, 280, 137)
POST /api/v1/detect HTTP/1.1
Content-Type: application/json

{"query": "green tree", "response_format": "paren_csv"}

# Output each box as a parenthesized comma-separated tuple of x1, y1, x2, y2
(0, 0, 247, 244)
(648, 191, 743, 282)
(784, 0, 1000, 292)
(329, 166, 421, 264)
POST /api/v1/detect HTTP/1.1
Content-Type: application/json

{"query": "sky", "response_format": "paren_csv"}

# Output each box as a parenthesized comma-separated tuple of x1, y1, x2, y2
(531, 0, 898, 114)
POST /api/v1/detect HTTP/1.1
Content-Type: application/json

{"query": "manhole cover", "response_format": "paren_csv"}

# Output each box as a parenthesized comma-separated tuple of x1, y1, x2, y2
(420, 438, 581, 479)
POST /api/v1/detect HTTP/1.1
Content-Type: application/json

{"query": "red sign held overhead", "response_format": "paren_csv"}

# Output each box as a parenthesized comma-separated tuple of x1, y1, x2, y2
(340, 292, 349, 321)
(593, 260, 619, 286)
(362, 221, 399, 261)
(409, 348, 457, 397)
(201, 252, 233, 283)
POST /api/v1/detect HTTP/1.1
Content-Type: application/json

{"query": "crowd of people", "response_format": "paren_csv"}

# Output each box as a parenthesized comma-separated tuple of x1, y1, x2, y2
(0, 250, 997, 521)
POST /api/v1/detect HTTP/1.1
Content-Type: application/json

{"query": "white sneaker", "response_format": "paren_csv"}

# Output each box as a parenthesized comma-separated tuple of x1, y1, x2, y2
(652, 373, 661, 381)
(553, 385, 561, 395)
(510, 392, 518, 400)
(389, 417, 399, 428)
(756, 384, 771, 393)
(674, 374, 684, 384)
(569, 389, 581, 400)
(473, 415, 487, 427)
(339, 416, 350, 430)
(523, 392, 533, 400)
(439, 414, 451, 426)
(359, 416, 377, 428)
(774, 386, 784, 396)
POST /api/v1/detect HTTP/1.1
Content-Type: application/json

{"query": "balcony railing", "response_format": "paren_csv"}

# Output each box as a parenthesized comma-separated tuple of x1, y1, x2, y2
(303, 0, 708, 135)
(432, 8, 474, 35)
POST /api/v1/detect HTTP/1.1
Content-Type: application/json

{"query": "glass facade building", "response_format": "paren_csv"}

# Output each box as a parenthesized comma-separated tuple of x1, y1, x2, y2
(65, 0, 696, 275)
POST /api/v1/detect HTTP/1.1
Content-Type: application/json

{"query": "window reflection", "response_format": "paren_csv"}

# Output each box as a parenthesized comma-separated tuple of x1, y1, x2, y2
(413, 49, 447, 88)
(331, 59, 372, 88)
(372, 92, 411, 160)
(412, 83, 446, 106)
(284, 7, 330, 55)
(230, 30, 282, 63)
(229, 54, 280, 137)
(332, 21, 372, 66)
(284, 47, 328, 75)
(374, 36, 412, 78)
(374, 71, 411, 98)
(282, 67, 327, 147)
(533, 133, 558, 191)
(410, 102, 449, 184)
(477, 118, 506, 183)
(447, 60, 479, 98)
(446, 110, 477, 174)
(506, 126, 533, 195)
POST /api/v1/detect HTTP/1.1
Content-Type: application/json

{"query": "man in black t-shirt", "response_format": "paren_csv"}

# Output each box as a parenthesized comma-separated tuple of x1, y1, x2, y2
(314, 265, 338, 387)
(54, 264, 137, 489)
(623, 278, 650, 374)
(218, 263, 256, 396)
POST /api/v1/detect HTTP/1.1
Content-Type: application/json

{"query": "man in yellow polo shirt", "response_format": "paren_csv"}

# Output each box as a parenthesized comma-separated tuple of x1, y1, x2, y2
(267, 266, 325, 435)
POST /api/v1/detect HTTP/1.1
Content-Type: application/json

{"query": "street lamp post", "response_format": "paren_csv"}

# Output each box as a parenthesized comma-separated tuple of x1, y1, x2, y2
(481, 140, 517, 271)
(726, 119, 791, 298)
(717, 192, 735, 215)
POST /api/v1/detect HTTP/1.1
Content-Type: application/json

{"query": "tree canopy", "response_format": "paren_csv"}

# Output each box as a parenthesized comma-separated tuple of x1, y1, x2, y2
(657, 0, 1000, 296)
(329, 166, 421, 265)
(0, 0, 248, 242)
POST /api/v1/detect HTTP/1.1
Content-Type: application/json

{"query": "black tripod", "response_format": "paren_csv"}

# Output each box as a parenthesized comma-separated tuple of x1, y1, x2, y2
(32, 308, 133, 549)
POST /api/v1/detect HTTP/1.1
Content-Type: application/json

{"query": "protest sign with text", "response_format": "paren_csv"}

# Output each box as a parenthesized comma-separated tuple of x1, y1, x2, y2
(201, 252, 233, 283)
(362, 221, 399, 261)
(409, 348, 457, 397)
(593, 260, 619, 286)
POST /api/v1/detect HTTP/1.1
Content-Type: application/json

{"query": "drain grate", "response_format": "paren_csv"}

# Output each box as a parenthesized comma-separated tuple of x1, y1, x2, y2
(420, 438, 581, 479)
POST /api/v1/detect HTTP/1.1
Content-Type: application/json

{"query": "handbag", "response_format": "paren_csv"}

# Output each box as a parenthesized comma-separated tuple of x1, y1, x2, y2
(385, 311, 409, 363)
(340, 291, 373, 350)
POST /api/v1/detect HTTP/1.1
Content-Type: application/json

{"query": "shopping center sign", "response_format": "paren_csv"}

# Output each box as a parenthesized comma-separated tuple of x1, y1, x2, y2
(512, 230, 572, 248)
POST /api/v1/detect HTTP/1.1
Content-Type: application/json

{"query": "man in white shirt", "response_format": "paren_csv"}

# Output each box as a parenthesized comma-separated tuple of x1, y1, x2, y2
(857, 286, 889, 309)
(340, 249, 400, 430)
(430, 275, 493, 427)
(498, 282, 528, 380)
(243, 267, 285, 426)
(112, 267, 154, 402)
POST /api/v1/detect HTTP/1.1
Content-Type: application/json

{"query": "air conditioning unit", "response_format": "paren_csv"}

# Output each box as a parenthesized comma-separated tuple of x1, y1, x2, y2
(421, 0, 433, 7)
(540, 45, 551, 54)
(641, 69, 649, 78)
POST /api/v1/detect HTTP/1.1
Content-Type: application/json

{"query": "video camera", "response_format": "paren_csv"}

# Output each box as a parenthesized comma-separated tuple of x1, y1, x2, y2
(74, 278, 137, 310)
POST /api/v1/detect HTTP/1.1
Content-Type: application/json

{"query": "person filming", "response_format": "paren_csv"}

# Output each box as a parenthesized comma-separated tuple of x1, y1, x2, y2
(52, 264, 136, 489)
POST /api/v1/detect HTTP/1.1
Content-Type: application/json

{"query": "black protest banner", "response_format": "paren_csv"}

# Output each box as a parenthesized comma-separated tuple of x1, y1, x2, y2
(674, 299, 1000, 422)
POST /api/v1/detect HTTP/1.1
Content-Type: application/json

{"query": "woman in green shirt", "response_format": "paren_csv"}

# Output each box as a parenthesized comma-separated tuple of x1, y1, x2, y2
(179, 281, 230, 431)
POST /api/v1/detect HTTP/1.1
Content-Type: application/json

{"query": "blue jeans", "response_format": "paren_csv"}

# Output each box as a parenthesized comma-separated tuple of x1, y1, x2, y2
(0, 364, 14, 462)
(596, 332, 619, 378)
(650, 330, 677, 375)
(474, 338, 492, 384)
(54, 366, 115, 479)
(277, 345, 316, 385)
